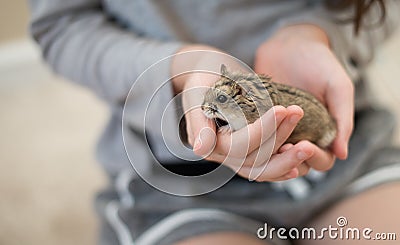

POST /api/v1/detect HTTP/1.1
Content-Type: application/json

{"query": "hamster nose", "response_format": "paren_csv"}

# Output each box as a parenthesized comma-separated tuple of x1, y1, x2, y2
(209, 104, 218, 112)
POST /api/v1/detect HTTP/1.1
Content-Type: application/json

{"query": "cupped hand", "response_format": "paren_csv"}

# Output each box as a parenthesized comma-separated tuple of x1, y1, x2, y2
(171, 37, 350, 181)
(175, 68, 312, 181)
(254, 24, 354, 172)
(185, 87, 313, 181)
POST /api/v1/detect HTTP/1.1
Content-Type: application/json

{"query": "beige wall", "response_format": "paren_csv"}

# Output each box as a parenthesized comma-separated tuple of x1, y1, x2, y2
(0, 1, 30, 42)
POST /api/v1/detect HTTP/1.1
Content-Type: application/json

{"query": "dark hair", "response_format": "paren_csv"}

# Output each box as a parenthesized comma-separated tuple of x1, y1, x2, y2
(325, 0, 386, 34)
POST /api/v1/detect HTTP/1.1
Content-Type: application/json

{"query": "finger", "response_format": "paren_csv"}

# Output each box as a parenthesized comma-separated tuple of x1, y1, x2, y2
(297, 162, 310, 177)
(231, 112, 301, 168)
(187, 108, 217, 156)
(244, 105, 304, 170)
(205, 148, 264, 169)
(300, 140, 336, 171)
(326, 74, 354, 160)
(237, 142, 313, 181)
(204, 151, 233, 165)
(214, 106, 287, 157)
(240, 114, 301, 168)
(242, 105, 302, 168)
(278, 143, 294, 153)
(268, 158, 310, 181)
(272, 105, 304, 153)
(203, 142, 275, 169)
(234, 133, 276, 168)
(204, 107, 305, 170)
(268, 168, 299, 182)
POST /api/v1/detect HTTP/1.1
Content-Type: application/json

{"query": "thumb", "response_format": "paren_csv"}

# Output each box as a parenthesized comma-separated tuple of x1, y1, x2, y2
(326, 77, 354, 160)
(189, 108, 217, 156)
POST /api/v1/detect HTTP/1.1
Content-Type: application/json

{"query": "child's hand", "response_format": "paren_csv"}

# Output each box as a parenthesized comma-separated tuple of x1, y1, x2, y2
(172, 46, 313, 181)
(183, 82, 314, 181)
(197, 105, 315, 182)
(254, 24, 354, 172)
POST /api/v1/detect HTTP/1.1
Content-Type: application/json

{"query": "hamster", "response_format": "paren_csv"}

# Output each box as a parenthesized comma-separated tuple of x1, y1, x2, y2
(201, 64, 337, 148)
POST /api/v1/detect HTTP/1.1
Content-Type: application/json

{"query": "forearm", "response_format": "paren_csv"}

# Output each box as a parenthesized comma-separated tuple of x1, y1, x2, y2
(29, 0, 183, 104)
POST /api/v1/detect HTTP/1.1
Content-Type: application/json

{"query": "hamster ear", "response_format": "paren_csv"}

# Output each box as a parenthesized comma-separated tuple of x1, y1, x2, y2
(220, 64, 228, 77)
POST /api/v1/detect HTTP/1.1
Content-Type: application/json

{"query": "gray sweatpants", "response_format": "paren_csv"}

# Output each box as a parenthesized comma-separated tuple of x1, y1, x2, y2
(95, 107, 400, 245)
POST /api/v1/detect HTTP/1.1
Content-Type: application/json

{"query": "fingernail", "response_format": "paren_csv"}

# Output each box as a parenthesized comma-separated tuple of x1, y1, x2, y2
(290, 115, 301, 124)
(193, 135, 202, 151)
(297, 151, 308, 160)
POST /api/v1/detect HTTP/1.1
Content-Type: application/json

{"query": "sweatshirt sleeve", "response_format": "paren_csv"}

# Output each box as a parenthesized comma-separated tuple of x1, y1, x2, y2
(273, 0, 400, 81)
(28, 0, 184, 104)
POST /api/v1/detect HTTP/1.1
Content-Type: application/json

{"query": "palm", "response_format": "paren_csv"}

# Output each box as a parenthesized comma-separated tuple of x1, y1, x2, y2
(254, 39, 334, 104)
(254, 25, 354, 160)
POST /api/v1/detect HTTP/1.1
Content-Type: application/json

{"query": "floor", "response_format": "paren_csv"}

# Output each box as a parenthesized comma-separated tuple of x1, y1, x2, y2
(0, 33, 399, 244)
(0, 40, 108, 245)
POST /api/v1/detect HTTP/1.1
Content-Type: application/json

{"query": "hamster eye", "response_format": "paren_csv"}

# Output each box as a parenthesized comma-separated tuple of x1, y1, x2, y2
(217, 95, 228, 103)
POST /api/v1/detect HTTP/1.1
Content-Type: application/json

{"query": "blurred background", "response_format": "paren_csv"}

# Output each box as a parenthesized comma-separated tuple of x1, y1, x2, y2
(0, 1, 107, 245)
(0, 1, 399, 245)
